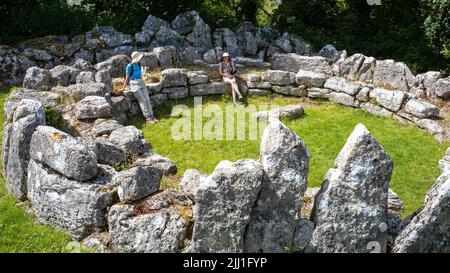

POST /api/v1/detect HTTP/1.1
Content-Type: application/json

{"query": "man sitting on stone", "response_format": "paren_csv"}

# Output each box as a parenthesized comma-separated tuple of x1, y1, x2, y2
(121, 51, 158, 124)
(219, 52, 243, 105)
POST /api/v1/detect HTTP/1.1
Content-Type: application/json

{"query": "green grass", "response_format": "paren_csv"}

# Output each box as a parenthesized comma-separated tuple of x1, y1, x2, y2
(0, 86, 70, 253)
(0, 86, 447, 252)
(133, 95, 448, 216)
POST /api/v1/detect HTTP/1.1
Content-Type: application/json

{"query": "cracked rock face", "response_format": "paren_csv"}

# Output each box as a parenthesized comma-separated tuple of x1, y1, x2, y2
(245, 118, 309, 253)
(4, 99, 45, 200)
(308, 124, 393, 253)
(29, 126, 98, 181)
(115, 165, 162, 202)
(27, 160, 118, 240)
(108, 190, 193, 253)
(192, 159, 264, 253)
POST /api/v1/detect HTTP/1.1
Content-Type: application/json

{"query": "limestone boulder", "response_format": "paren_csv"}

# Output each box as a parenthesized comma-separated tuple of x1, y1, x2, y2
(271, 53, 332, 76)
(179, 169, 207, 200)
(75, 96, 112, 120)
(431, 77, 450, 98)
(171, 10, 212, 49)
(29, 126, 98, 181)
(4, 99, 45, 200)
(324, 77, 362, 96)
(213, 28, 243, 57)
(108, 126, 150, 155)
(308, 124, 393, 253)
(108, 190, 193, 253)
(23, 67, 52, 91)
(404, 99, 439, 119)
(114, 165, 162, 202)
(27, 160, 117, 240)
(245, 118, 309, 253)
(262, 70, 296, 86)
(133, 153, 178, 176)
(161, 68, 188, 88)
(295, 70, 327, 88)
(192, 159, 264, 253)
(370, 88, 408, 112)
(372, 60, 415, 91)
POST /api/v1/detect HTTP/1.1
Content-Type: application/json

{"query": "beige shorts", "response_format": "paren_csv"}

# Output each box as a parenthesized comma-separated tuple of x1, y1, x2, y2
(223, 77, 236, 84)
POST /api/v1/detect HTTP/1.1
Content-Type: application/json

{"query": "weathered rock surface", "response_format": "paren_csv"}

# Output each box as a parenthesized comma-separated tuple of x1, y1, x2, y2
(292, 219, 315, 252)
(324, 77, 362, 96)
(192, 159, 264, 253)
(179, 169, 207, 200)
(308, 124, 393, 253)
(372, 60, 415, 91)
(370, 88, 408, 112)
(318, 44, 341, 62)
(262, 70, 296, 86)
(30, 126, 98, 181)
(404, 98, 439, 118)
(253, 105, 304, 120)
(27, 160, 118, 240)
(4, 99, 45, 200)
(133, 153, 178, 176)
(108, 190, 193, 253)
(392, 151, 450, 253)
(187, 71, 208, 85)
(213, 28, 243, 57)
(114, 165, 162, 202)
(245, 118, 309, 253)
(189, 82, 228, 96)
(58, 82, 109, 101)
(161, 68, 187, 88)
(91, 119, 123, 137)
(295, 69, 327, 87)
(75, 96, 112, 120)
(431, 77, 450, 98)
(163, 86, 188, 99)
(172, 11, 212, 49)
(271, 53, 332, 76)
(23, 67, 52, 91)
(94, 55, 130, 78)
(108, 126, 149, 156)
(328, 92, 360, 108)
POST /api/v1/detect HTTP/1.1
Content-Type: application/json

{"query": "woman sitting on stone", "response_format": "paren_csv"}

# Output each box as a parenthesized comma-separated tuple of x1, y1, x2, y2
(121, 51, 158, 124)
(219, 52, 243, 105)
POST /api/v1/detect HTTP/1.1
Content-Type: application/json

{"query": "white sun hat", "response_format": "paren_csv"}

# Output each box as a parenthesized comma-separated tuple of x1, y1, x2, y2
(222, 52, 230, 58)
(131, 51, 144, 63)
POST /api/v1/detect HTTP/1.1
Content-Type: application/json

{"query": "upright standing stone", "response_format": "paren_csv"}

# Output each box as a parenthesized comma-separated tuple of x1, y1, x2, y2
(5, 99, 45, 200)
(245, 118, 309, 253)
(192, 159, 264, 253)
(308, 124, 393, 253)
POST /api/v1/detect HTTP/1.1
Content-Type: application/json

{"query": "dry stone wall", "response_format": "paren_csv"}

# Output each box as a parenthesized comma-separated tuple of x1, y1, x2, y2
(1, 10, 450, 253)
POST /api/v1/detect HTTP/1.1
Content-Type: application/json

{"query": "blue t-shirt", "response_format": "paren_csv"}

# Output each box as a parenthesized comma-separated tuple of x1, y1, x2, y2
(125, 63, 142, 80)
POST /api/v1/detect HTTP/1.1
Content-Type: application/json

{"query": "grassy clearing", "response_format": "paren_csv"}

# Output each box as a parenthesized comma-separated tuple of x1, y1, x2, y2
(0, 86, 70, 253)
(133, 94, 448, 216)
(0, 85, 447, 252)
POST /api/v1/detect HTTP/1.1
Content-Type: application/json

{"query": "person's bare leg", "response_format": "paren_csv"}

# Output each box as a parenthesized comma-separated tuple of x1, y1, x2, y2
(232, 82, 243, 99)
(232, 89, 237, 105)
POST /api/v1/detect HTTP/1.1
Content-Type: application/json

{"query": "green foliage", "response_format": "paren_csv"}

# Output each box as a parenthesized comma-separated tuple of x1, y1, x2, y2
(0, 0, 95, 44)
(273, 0, 450, 74)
